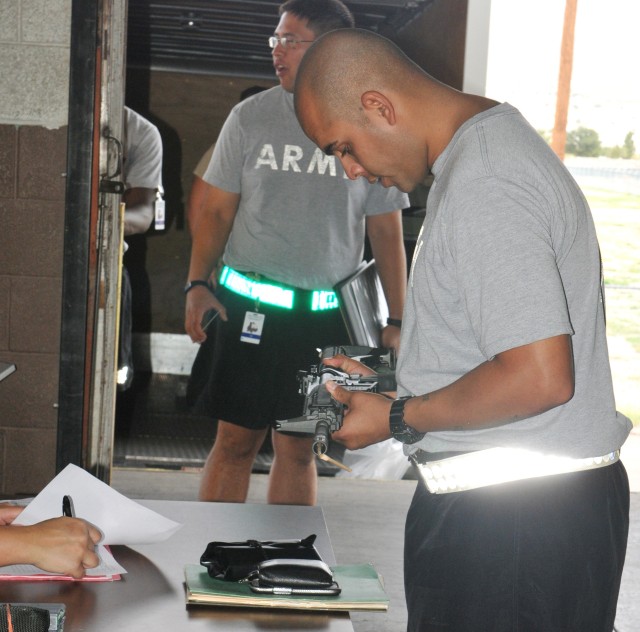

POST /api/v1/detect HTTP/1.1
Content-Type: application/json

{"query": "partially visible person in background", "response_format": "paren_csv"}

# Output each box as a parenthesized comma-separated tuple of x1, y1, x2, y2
(184, 0, 408, 506)
(118, 106, 164, 391)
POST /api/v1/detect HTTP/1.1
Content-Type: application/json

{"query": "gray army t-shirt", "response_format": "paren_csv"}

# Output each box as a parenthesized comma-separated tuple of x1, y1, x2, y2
(398, 103, 631, 458)
(204, 86, 409, 290)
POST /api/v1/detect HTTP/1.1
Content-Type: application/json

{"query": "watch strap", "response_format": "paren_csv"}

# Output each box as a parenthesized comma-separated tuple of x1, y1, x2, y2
(184, 279, 212, 294)
(389, 396, 425, 445)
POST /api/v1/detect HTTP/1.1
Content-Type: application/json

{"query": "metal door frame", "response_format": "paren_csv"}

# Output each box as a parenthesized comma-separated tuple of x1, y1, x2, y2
(57, 0, 127, 482)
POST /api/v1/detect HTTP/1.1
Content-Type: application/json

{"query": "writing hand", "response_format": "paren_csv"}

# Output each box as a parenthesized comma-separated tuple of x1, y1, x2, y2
(19, 517, 102, 579)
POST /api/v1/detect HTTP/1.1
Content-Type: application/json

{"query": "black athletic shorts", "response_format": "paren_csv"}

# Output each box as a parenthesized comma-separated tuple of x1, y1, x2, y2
(404, 460, 630, 632)
(201, 285, 349, 429)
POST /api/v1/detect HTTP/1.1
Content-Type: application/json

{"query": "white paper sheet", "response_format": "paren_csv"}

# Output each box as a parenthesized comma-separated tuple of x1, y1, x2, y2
(13, 464, 183, 545)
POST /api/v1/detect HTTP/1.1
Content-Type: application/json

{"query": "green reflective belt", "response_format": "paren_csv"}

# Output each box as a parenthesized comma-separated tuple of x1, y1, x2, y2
(219, 266, 339, 311)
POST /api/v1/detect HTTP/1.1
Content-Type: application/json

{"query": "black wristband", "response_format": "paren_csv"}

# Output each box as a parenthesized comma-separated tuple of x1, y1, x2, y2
(389, 397, 425, 445)
(387, 317, 402, 328)
(184, 280, 212, 294)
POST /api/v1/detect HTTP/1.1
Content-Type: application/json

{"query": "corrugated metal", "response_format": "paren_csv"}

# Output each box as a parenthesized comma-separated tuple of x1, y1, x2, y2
(127, 0, 431, 77)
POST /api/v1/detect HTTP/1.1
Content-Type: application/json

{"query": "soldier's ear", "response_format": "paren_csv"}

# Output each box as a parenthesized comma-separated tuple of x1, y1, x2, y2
(361, 91, 396, 125)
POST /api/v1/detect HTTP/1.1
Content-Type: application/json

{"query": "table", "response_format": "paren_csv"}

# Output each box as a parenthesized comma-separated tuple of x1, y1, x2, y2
(0, 500, 354, 631)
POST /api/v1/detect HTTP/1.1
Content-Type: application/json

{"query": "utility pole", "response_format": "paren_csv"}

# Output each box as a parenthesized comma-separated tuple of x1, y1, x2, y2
(551, 0, 578, 160)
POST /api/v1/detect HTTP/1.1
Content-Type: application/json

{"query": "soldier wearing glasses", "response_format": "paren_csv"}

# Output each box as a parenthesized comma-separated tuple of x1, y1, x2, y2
(184, 0, 408, 505)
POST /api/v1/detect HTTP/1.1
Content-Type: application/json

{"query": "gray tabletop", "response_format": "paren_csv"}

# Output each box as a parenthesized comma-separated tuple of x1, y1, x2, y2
(0, 499, 354, 631)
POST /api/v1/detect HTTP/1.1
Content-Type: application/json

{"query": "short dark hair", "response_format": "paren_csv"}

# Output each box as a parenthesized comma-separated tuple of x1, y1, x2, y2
(279, 0, 355, 36)
(295, 29, 421, 126)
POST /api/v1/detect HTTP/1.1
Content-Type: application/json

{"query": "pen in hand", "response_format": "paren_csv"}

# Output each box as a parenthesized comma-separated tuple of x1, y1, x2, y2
(62, 495, 75, 518)
(201, 309, 220, 331)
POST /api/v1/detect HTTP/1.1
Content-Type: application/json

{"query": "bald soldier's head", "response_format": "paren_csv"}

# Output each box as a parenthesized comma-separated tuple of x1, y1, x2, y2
(293, 29, 438, 192)
(295, 29, 421, 125)
(294, 29, 497, 192)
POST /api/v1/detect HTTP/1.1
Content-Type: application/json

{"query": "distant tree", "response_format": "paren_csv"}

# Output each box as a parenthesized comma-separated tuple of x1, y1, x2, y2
(565, 127, 601, 157)
(604, 146, 623, 159)
(622, 132, 635, 159)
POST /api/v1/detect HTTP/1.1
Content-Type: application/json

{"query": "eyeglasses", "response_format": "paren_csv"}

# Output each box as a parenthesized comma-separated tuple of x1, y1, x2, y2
(268, 36, 314, 50)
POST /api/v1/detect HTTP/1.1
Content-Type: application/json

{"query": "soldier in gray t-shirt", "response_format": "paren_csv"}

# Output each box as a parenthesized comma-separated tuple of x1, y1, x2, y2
(295, 29, 631, 631)
(184, 1, 408, 507)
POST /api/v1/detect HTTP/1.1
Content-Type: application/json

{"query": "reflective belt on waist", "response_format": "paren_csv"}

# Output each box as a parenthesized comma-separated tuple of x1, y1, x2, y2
(411, 447, 620, 494)
(219, 265, 339, 311)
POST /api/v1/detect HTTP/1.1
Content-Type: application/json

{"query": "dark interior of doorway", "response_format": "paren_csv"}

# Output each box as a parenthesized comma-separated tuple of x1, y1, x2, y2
(113, 371, 342, 475)
(111, 226, 423, 475)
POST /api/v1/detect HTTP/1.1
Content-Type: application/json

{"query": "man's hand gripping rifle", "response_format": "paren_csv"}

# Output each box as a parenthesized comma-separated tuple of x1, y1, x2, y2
(275, 345, 396, 471)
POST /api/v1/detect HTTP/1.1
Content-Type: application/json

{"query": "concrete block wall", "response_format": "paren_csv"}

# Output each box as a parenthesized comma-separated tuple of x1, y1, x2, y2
(0, 0, 71, 495)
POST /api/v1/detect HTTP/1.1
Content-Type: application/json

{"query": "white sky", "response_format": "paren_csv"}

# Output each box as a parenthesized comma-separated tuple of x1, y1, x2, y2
(485, 0, 640, 146)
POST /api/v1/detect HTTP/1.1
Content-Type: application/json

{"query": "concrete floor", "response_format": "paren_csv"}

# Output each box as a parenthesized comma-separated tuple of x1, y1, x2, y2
(112, 427, 640, 632)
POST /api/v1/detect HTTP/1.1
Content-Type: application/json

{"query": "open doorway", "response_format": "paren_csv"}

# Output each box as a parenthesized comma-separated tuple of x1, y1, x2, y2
(111, 0, 471, 471)
(112, 69, 277, 471)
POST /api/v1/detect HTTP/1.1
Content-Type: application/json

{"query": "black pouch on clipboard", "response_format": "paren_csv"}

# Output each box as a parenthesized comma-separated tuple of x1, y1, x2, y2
(244, 559, 341, 596)
(200, 534, 322, 581)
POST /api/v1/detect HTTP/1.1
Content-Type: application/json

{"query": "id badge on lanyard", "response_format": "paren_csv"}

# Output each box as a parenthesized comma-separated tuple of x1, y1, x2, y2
(240, 311, 265, 345)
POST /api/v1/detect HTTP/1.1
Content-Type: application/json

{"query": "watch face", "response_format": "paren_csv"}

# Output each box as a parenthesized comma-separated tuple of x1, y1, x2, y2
(396, 428, 424, 444)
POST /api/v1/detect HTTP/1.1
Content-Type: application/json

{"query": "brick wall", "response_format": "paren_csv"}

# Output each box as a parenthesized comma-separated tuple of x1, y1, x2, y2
(0, 0, 71, 495)
(0, 124, 68, 495)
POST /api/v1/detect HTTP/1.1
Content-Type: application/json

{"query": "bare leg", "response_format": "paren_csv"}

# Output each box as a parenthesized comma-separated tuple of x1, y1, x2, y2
(199, 420, 268, 502)
(267, 430, 317, 506)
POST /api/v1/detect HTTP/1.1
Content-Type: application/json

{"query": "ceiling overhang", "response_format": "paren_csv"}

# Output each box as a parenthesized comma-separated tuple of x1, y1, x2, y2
(127, 0, 433, 78)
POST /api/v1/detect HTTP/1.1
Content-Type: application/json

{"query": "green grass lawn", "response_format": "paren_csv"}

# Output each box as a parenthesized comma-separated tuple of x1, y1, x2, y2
(585, 186, 640, 425)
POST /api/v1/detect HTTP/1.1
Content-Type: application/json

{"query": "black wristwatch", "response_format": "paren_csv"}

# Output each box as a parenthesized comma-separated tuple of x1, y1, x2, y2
(184, 279, 212, 294)
(389, 397, 425, 444)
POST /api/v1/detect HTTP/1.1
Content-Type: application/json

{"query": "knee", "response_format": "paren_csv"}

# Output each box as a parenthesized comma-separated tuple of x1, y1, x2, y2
(273, 433, 315, 467)
(213, 423, 265, 462)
